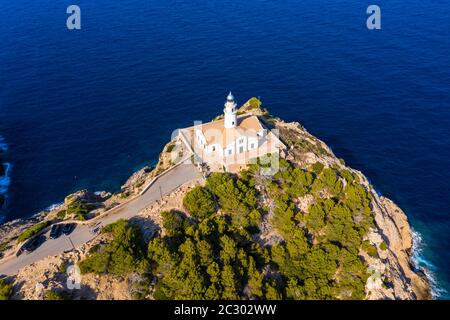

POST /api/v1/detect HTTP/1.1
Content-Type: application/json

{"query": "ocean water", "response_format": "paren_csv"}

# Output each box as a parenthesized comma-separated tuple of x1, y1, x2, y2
(0, 0, 449, 298)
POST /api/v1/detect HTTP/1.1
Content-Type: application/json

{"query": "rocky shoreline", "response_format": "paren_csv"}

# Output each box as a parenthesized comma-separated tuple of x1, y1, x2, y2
(0, 99, 431, 299)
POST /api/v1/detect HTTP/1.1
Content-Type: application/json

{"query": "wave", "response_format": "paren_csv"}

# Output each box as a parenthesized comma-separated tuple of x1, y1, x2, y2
(0, 136, 11, 224)
(0, 136, 8, 152)
(0, 163, 12, 194)
(0, 164, 10, 223)
(411, 229, 447, 299)
(44, 202, 64, 212)
(0, 135, 12, 195)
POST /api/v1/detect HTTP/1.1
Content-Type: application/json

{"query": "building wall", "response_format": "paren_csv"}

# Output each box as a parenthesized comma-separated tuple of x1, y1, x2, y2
(196, 129, 270, 160)
(195, 129, 206, 147)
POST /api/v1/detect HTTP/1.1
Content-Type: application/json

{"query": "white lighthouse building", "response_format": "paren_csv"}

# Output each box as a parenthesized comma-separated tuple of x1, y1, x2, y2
(179, 92, 286, 173)
(224, 92, 237, 129)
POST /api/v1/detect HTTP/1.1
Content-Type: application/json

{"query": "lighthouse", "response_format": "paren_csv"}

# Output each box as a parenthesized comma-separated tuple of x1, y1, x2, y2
(224, 92, 237, 129)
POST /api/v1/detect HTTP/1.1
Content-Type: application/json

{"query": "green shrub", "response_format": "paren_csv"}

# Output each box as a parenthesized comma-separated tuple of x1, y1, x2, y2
(0, 241, 11, 253)
(311, 162, 325, 175)
(247, 97, 262, 110)
(147, 213, 269, 300)
(17, 221, 51, 243)
(134, 180, 145, 188)
(0, 279, 13, 300)
(362, 240, 378, 257)
(295, 139, 328, 156)
(183, 186, 216, 220)
(274, 162, 313, 198)
(311, 168, 343, 196)
(76, 214, 86, 221)
(339, 169, 354, 183)
(131, 277, 152, 300)
(45, 290, 70, 300)
(56, 210, 67, 219)
(379, 241, 387, 251)
(161, 210, 191, 237)
(58, 263, 67, 274)
(264, 115, 276, 123)
(166, 144, 175, 153)
(66, 200, 97, 219)
(79, 220, 148, 275)
(120, 191, 130, 199)
(206, 172, 260, 229)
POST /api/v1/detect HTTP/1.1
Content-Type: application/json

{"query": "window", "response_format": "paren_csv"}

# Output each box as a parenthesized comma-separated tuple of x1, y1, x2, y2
(239, 146, 244, 153)
(250, 143, 255, 149)
(239, 138, 244, 144)
(212, 146, 216, 151)
(228, 149, 232, 155)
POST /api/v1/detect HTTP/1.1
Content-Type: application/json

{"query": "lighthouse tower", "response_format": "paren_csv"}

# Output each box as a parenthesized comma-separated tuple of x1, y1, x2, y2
(224, 92, 237, 129)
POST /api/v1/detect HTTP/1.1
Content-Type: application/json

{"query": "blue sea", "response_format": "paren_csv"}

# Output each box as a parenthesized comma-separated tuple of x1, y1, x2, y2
(0, 0, 449, 298)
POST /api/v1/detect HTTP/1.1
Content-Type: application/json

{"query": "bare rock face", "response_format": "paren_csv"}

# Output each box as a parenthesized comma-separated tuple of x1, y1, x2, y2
(0, 218, 39, 242)
(368, 195, 431, 299)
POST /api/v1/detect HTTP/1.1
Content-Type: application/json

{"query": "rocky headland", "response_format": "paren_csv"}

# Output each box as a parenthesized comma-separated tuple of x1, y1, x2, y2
(0, 98, 431, 300)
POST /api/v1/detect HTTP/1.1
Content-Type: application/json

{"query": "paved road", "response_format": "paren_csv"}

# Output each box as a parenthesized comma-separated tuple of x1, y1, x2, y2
(0, 162, 201, 276)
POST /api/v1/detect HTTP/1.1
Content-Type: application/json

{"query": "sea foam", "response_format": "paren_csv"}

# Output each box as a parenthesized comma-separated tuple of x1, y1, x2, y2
(45, 202, 64, 212)
(0, 136, 8, 152)
(0, 136, 11, 223)
(0, 163, 12, 194)
(411, 228, 447, 299)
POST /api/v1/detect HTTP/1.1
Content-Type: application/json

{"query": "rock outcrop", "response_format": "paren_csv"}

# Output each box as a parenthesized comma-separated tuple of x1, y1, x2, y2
(64, 189, 110, 206)
(367, 196, 430, 299)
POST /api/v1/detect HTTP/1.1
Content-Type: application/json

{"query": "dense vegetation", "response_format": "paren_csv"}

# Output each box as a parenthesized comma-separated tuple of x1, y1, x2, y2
(17, 221, 51, 243)
(79, 219, 148, 275)
(183, 186, 216, 220)
(0, 279, 13, 300)
(79, 156, 377, 300)
(246, 97, 262, 110)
